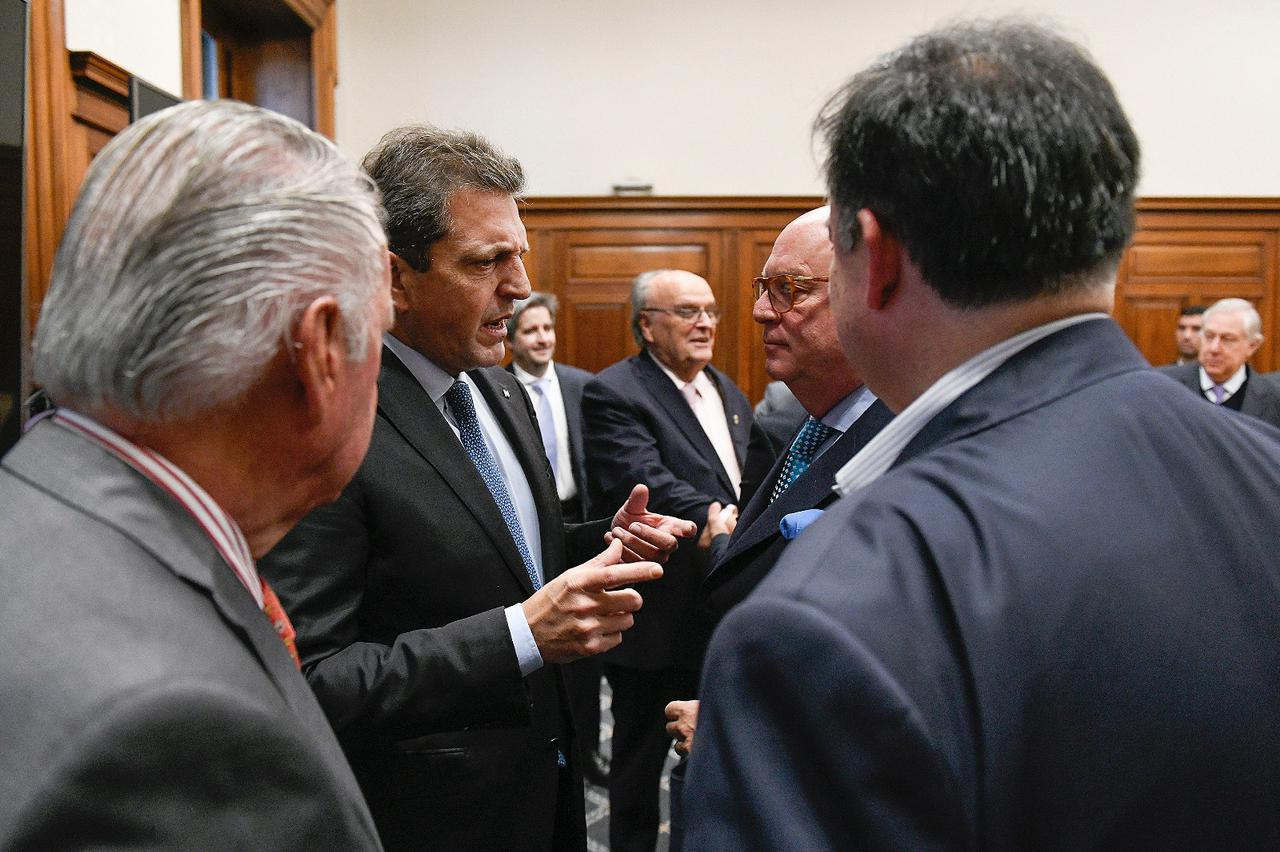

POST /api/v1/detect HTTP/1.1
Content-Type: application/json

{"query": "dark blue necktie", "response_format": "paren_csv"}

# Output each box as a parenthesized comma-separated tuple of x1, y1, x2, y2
(770, 416, 834, 503)
(445, 380, 541, 591)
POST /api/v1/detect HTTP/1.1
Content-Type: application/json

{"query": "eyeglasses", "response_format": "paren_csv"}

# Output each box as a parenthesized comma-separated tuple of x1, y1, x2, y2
(640, 306, 721, 323)
(751, 274, 828, 314)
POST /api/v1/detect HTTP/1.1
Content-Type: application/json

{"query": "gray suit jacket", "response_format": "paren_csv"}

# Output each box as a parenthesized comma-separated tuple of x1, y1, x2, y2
(0, 419, 380, 849)
(1157, 361, 1280, 428)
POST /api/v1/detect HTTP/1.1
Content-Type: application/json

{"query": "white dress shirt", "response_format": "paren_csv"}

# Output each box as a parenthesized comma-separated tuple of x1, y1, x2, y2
(511, 361, 578, 501)
(383, 334, 545, 675)
(1199, 364, 1247, 403)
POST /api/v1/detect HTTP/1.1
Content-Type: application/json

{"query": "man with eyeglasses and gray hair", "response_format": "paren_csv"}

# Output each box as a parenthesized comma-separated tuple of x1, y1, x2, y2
(582, 268, 773, 852)
(0, 100, 388, 848)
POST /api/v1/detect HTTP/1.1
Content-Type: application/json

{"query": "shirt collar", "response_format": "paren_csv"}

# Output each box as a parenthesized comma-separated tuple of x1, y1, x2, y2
(512, 361, 557, 387)
(384, 332, 457, 403)
(651, 352, 710, 394)
(1199, 364, 1248, 394)
(820, 385, 876, 433)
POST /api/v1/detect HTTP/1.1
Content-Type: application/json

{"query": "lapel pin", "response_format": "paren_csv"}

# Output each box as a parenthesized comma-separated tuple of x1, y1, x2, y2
(733, 414, 740, 425)
(502, 388, 511, 399)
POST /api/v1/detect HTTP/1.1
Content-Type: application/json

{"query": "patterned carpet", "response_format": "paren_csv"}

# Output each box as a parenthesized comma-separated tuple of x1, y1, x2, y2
(585, 679, 678, 852)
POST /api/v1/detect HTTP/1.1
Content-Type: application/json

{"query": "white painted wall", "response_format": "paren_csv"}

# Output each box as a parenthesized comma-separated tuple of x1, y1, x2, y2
(335, 0, 1280, 197)
(64, 0, 182, 97)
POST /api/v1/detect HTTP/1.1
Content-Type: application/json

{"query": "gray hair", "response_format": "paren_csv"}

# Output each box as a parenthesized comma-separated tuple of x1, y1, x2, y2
(630, 269, 671, 347)
(508, 291, 559, 339)
(1204, 298, 1263, 340)
(361, 125, 524, 271)
(32, 100, 387, 424)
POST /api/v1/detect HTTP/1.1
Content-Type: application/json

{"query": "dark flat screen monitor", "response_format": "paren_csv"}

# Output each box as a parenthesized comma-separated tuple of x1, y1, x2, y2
(0, 0, 28, 454)
(129, 76, 181, 123)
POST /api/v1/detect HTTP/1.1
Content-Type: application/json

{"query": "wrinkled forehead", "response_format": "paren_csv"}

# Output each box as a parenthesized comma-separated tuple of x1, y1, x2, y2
(1204, 310, 1248, 335)
(650, 272, 715, 305)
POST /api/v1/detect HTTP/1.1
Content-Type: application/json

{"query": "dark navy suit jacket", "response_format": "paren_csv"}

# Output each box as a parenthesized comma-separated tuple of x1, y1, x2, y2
(686, 319, 1280, 850)
(1156, 361, 1280, 428)
(701, 397, 893, 625)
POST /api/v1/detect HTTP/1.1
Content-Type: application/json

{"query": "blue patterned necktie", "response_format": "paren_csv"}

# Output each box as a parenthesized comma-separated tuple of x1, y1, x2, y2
(444, 380, 541, 591)
(770, 416, 835, 503)
(530, 378, 559, 476)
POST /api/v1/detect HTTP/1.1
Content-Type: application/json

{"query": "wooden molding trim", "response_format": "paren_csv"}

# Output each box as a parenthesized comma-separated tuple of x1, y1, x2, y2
(24, 0, 73, 337)
(312, 2, 338, 139)
(1137, 197, 1280, 213)
(523, 196, 825, 213)
(283, 0, 330, 29)
(69, 51, 130, 98)
(178, 0, 202, 99)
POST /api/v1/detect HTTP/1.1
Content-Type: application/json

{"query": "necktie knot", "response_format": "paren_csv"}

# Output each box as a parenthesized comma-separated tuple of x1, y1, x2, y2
(1212, 383, 1227, 404)
(770, 416, 835, 503)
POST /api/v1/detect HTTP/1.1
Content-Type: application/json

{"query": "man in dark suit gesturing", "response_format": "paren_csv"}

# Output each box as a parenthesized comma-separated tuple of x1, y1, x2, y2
(664, 206, 892, 759)
(1, 101, 387, 849)
(686, 21, 1280, 850)
(260, 127, 692, 852)
(583, 269, 771, 852)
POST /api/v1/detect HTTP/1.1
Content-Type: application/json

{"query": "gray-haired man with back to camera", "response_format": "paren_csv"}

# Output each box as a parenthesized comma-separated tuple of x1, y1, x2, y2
(0, 100, 389, 849)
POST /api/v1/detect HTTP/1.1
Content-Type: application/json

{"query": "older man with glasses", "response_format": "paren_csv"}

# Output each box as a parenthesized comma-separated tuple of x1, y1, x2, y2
(581, 268, 773, 852)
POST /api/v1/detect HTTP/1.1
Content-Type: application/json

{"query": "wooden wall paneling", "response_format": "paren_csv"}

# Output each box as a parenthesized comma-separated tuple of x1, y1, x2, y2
(24, 0, 74, 337)
(179, 0, 202, 98)
(310, 1, 337, 138)
(1116, 200, 1280, 371)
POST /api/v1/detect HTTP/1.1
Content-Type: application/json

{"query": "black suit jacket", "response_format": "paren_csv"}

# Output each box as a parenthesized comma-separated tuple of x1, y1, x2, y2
(686, 320, 1280, 849)
(1157, 361, 1280, 428)
(261, 349, 607, 851)
(702, 398, 893, 624)
(582, 351, 773, 670)
(506, 361, 592, 503)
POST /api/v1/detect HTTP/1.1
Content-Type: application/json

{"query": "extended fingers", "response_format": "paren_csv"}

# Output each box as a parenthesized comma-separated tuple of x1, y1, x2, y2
(613, 524, 678, 563)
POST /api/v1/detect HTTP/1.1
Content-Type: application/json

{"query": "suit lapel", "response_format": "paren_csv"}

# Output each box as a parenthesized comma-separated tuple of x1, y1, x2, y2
(377, 352, 537, 596)
(719, 399, 893, 564)
(635, 352, 737, 496)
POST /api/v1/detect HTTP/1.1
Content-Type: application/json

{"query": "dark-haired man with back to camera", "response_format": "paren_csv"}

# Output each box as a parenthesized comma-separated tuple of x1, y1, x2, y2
(260, 126, 693, 852)
(685, 20, 1280, 851)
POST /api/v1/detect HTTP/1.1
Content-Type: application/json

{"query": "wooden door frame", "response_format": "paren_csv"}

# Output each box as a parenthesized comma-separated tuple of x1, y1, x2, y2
(179, 0, 337, 138)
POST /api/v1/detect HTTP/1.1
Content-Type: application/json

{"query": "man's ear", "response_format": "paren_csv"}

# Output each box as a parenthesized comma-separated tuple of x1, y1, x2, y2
(857, 209, 902, 311)
(387, 251, 415, 313)
(291, 295, 344, 423)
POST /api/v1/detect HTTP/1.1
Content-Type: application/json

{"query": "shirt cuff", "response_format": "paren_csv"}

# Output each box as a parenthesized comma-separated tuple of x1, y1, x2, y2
(504, 603, 544, 676)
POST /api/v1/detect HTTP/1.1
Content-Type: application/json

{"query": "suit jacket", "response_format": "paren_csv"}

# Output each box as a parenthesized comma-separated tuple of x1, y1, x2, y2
(686, 319, 1280, 850)
(701, 398, 894, 624)
(582, 351, 773, 670)
(260, 350, 608, 851)
(506, 360, 592, 504)
(0, 419, 380, 850)
(1157, 361, 1280, 428)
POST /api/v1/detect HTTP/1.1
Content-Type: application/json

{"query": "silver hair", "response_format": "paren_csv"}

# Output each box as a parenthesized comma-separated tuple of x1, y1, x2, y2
(1204, 298, 1263, 340)
(32, 100, 387, 424)
(507, 291, 559, 339)
(630, 269, 673, 348)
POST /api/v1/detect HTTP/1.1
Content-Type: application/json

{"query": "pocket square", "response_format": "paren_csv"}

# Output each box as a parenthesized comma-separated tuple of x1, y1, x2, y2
(779, 509, 824, 541)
